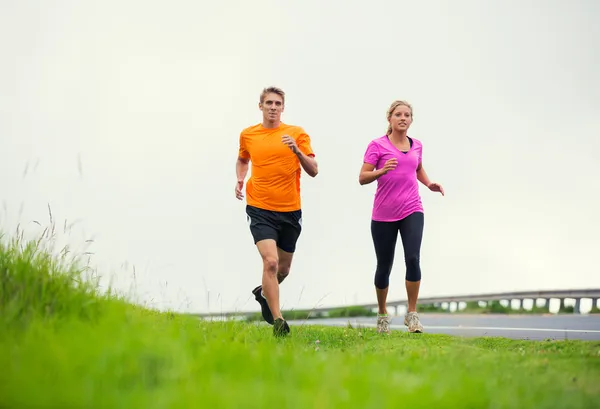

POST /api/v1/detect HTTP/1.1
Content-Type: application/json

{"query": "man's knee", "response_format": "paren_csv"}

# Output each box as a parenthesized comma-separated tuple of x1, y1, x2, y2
(405, 254, 421, 282)
(277, 266, 290, 283)
(262, 256, 278, 276)
(277, 246, 294, 283)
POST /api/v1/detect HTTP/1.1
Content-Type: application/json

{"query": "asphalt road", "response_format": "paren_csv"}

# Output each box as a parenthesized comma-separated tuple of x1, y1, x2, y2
(287, 313, 600, 341)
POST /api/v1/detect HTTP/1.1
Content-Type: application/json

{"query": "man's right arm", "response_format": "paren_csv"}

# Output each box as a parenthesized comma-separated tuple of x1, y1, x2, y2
(235, 156, 249, 200)
(237, 131, 250, 181)
(236, 131, 251, 200)
(236, 156, 249, 181)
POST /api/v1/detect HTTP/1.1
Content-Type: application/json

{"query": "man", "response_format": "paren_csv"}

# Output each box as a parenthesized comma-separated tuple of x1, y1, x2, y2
(235, 86, 318, 337)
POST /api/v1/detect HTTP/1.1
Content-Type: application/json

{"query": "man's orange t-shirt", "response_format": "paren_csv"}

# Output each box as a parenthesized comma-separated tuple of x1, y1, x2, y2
(238, 123, 315, 212)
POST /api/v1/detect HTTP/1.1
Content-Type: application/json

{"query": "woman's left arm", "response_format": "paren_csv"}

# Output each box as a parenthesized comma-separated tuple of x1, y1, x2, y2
(417, 162, 445, 196)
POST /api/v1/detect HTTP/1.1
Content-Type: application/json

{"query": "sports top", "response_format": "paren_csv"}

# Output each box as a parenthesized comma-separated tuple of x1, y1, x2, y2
(238, 123, 315, 212)
(363, 135, 424, 222)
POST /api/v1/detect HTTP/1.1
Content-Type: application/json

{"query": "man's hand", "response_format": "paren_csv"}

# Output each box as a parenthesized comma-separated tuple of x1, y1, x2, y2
(281, 135, 299, 154)
(281, 134, 318, 177)
(235, 179, 244, 200)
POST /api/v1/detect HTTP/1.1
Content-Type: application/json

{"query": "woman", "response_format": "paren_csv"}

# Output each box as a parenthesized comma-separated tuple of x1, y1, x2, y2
(359, 100, 444, 334)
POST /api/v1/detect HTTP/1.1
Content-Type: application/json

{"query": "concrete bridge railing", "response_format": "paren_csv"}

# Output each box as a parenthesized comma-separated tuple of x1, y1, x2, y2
(188, 288, 600, 320)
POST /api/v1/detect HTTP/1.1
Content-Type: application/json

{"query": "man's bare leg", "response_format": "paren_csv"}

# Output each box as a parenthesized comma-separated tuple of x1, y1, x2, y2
(251, 244, 294, 325)
(256, 239, 283, 320)
(276, 247, 294, 284)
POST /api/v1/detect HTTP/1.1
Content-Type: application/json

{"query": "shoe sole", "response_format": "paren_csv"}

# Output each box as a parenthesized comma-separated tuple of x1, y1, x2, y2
(273, 319, 290, 337)
(404, 316, 424, 333)
(252, 286, 274, 325)
(405, 320, 424, 333)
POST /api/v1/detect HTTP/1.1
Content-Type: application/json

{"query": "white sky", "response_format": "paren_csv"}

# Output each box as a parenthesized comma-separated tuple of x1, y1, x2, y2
(1, 0, 599, 314)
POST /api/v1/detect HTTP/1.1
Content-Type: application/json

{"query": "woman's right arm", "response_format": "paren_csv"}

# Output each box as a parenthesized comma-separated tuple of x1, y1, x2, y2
(359, 163, 384, 185)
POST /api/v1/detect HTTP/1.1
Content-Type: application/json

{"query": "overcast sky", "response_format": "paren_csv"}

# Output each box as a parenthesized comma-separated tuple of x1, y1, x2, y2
(1, 0, 599, 314)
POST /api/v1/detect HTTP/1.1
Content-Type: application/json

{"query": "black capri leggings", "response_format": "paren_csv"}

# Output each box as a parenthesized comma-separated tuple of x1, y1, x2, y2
(371, 211, 424, 289)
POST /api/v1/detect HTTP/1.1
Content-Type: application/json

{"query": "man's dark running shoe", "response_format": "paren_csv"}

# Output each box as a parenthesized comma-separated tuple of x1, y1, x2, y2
(273, 318, 290, 337)
(252, 285, 274, 325)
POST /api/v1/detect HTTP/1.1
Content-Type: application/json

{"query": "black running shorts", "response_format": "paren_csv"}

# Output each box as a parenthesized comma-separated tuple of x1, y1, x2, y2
(245, 205, 302, 253)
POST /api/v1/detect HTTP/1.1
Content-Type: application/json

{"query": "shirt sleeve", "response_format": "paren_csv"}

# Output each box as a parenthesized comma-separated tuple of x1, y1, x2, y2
(363, 141, 380, 167)
(238, 131, 250, 160)
(296, 129, 315, 157)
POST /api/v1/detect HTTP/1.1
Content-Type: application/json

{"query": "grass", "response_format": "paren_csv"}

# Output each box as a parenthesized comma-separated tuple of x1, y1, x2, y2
(1, 228, 600, 408)
(245, 304, 377, 322)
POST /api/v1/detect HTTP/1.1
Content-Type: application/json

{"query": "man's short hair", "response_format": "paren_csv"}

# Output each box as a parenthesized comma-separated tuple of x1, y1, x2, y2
(260, 87, 285, 104)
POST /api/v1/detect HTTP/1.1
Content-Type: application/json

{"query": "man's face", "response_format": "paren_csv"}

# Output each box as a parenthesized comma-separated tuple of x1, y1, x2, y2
(259, 92, 284, 123)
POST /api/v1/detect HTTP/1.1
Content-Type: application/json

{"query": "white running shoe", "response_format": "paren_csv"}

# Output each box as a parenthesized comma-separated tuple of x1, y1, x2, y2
(376, 314, 391, 334)
(404, 311, 424, 333)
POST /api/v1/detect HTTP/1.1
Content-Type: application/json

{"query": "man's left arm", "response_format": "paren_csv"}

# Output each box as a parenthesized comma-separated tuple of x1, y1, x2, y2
(296, 131, 318, 177)
(282, 131, 319, 177)
(296, 149, 318, 177)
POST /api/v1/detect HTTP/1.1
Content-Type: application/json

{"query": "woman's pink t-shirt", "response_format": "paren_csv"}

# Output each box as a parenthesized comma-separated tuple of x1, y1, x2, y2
(363, 135, 424, 222)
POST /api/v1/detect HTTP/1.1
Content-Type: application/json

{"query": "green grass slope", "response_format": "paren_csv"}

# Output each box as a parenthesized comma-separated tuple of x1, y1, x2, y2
(1, 231, 599, 408)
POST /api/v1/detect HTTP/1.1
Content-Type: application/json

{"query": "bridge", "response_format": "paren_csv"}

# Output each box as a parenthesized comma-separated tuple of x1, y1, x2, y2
(189, 288, 600, 320)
